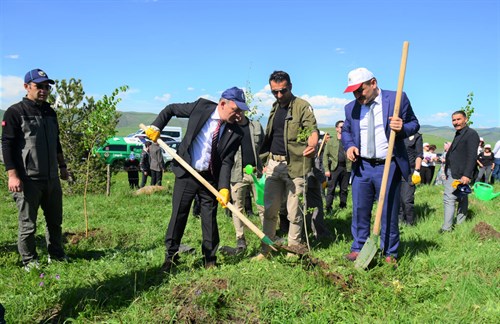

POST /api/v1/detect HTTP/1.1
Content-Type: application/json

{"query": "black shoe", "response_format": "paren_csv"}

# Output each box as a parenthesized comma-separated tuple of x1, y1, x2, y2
(160, 257, 179, 273)
(325, 208, 333, 214)
(236, 238, 247, 250)
(339, 203, 347, 209)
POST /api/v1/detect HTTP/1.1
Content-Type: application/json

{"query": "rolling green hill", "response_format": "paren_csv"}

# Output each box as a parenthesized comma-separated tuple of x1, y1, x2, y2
(1, 109, 498, 147)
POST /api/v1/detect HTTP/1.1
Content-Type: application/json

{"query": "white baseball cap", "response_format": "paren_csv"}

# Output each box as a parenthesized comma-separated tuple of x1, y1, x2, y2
(485, 144, 491, 149)
(344, 67, 375, 93)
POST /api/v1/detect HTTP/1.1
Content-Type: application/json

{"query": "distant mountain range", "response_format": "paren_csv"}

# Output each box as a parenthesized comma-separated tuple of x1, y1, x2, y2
(1, 109, 499, 147)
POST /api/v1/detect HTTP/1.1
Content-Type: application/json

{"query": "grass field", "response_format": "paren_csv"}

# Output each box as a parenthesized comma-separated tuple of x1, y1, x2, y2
(0, 171, 499, 323)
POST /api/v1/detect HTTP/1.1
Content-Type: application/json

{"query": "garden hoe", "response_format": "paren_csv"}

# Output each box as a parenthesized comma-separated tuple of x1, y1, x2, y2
(139, 124, 306, 256)
(355, 41, 409, 269)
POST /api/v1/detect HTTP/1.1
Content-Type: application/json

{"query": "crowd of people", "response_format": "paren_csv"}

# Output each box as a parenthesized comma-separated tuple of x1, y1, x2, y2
(1, 67, 498, 276)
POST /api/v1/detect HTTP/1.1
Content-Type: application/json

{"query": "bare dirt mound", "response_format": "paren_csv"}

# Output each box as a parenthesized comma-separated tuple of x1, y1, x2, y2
(134, 185, 168, 195)
(472, 221, 500, 240)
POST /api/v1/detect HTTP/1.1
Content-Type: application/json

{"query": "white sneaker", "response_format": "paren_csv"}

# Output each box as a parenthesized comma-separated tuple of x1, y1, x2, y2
(48, 255, 70, 264)
(23, 260, 40, 272)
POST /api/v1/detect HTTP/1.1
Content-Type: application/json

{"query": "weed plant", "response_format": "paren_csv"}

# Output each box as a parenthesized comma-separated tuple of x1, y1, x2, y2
(0, 172, 499, 322)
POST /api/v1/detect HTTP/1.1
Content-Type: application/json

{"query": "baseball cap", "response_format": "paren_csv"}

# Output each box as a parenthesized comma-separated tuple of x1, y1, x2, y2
(480, 137, 484, 142)
(344, 68, 375, 93)
(452, 184, 472, 198)
(221, 87, 249, 111)
(423, 143, 429, 147)
(24, 69, 55, 84)
(485, 144, 491, 149)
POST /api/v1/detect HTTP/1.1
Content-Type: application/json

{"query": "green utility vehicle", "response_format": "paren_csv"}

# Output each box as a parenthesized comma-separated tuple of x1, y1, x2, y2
(94, 137, 143, 166)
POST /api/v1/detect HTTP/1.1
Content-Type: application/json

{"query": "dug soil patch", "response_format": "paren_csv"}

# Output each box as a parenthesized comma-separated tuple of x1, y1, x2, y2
(64, 228, 103, 244)
(472, 221, 500, 240)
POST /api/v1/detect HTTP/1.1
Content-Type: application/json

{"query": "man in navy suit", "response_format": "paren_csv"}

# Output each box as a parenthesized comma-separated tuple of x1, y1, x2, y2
(341, 68, 420, 263)
(145, 87, 248, 271)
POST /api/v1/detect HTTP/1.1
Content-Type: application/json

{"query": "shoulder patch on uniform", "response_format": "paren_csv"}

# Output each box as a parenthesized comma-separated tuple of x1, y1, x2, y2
(1, 120, 5, 127)
(308, 106, 313, 112)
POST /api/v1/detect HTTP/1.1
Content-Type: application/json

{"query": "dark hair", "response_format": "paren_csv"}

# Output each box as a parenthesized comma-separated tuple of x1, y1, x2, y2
(335, 120, 344, 127)
(429, 144, 437, 150)
(145, 141, 152, 148)
(269, 71, 291, 84)
(452, 110, 467, 118)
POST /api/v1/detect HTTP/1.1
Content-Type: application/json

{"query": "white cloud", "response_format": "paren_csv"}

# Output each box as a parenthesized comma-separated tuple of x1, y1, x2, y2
(0, 75, 25, 109)
(248, 85, 349, 126)
(335, 48, 345, 54)
(187, 87, 194, 91)
(154, 93, 171, 102)
(4, 54, 19, 59)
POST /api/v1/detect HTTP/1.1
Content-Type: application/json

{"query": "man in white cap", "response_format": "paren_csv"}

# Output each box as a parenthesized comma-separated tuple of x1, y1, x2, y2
(341, 67, 420, 264)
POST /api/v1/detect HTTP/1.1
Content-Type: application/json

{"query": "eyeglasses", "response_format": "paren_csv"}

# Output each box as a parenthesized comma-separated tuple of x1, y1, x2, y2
(271, 88, 289, 95)
(32, 83, 51, 91)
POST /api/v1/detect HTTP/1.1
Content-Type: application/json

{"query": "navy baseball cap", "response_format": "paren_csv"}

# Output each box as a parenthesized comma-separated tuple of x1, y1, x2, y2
(221, 87, 249, 111)
(453, 184, 472, 198)
(24, 69, 55, 84)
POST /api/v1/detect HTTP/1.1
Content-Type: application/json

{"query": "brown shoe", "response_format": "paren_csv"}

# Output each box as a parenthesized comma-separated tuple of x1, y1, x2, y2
(345, 251, 359, 262)
(205, 261, 217, 269)
(385, 256, 397, 264)
(251, 253, 268, 261)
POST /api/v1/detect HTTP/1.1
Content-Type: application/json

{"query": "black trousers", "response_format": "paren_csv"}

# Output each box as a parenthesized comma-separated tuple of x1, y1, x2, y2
(421, 166, 435, 185)
(165, 174, 219, 263)
(325, 166, 350, 208)
(399, 176, 416, 225)
(127, 171, 139, 188)
(150, 170, 163, 186)
(140, 170, 150, 188)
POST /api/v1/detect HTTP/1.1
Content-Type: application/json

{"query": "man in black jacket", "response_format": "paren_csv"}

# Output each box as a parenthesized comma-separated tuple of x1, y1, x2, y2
(1, 68, 69, 271)
(145, 87, 248, 271)
(139, 141, 151, 187)
(441, 111, 480, 233)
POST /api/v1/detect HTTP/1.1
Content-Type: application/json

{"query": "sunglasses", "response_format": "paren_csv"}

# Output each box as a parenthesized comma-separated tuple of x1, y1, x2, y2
(271, 88, 289, 95)
(32, 83, 52, 91)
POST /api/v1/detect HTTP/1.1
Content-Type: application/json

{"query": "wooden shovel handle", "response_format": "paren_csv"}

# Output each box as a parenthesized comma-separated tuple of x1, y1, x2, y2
(317, 132, 328, 158)
(373, 41, 409, 235)
(138, 124, 275, 248)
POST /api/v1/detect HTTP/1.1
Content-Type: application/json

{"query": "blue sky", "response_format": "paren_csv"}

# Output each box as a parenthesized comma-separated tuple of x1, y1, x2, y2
(1, 0, 499, 128)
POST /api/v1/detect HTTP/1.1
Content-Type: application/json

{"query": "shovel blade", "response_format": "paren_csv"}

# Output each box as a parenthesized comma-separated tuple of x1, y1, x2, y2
(355, 234, 379, 269)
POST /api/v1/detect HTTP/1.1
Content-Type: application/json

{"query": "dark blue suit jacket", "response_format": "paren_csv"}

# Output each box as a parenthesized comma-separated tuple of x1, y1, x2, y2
(341, 89, 420, 180)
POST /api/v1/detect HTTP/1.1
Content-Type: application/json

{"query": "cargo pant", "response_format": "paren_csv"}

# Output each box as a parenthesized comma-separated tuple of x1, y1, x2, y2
(13, 178, 65, 265)
(262, 159, 306, 252)
(230, 174, 265, 240)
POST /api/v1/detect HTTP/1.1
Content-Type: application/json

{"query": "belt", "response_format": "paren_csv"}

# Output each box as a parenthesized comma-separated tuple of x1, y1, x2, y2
(270, 153, 287, 162)
(361, 157, 393, 165)
(197, 170, 214, 178)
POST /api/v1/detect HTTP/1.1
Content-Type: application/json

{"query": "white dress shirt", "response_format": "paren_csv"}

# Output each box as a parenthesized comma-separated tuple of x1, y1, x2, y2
(360, 90, 388, 159)
(190, 110, 225, 171)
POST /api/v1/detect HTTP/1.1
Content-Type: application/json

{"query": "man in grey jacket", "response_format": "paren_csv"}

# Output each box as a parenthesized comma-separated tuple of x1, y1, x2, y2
(226, 115, 264, 253)
(1, 68, 69, 271)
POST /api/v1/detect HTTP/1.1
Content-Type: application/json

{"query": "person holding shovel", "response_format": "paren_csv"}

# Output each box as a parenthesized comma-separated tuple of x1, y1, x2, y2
(341, 67, 419, 264)
(144, 87, 248, 271)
